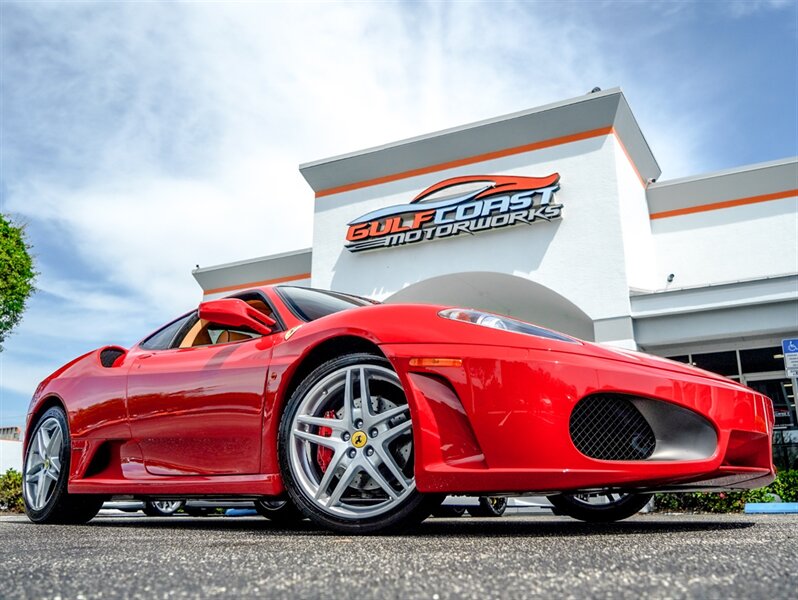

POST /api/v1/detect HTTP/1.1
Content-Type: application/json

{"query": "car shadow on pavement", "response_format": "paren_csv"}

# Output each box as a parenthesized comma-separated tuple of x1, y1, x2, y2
(78, 515, 757, 538)
(78, 516, 323, 535)
(406, 517, 757, 538)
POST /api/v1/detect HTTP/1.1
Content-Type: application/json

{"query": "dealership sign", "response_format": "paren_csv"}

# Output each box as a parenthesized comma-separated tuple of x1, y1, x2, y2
(345, 174, 563, 252)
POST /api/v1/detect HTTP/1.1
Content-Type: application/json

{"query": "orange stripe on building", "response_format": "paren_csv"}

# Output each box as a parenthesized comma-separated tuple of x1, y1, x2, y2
(315, 126, 614, 198)
(204, 272, 311, 295)
(649, 189, 797, 220)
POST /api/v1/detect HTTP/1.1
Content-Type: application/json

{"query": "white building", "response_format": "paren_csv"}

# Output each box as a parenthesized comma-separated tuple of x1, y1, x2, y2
(193, 89, 798, 469)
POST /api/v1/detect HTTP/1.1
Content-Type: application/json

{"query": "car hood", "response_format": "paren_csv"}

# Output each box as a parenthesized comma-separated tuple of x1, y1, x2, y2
(573, 342, 745, 388)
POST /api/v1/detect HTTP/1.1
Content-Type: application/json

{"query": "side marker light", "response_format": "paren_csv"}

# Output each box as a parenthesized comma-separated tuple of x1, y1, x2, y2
(408, 358, 463, 368)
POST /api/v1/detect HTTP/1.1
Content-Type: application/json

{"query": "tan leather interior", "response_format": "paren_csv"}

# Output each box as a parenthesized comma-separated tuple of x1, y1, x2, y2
(215, 330, 251, 344)
(245, 299, 275, 321)
(179, 319, 212, 348)
(178, 298, 275, 348)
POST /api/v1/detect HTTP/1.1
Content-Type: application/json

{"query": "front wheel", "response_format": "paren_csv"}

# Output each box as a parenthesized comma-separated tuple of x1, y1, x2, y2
(547, 492, 652, 523)
(279, 353, 438, 534)
(23, 407, 104, 524)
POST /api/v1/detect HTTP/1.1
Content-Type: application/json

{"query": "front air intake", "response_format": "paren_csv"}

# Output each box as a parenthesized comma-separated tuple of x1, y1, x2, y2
(570, 394, 656, 460)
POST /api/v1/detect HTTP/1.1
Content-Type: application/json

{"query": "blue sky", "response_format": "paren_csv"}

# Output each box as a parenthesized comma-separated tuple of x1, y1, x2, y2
(1, 0, 796, 428)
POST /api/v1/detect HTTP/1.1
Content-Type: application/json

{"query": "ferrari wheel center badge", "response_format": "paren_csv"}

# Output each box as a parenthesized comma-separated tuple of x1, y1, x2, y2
(351, 431, 367, 448)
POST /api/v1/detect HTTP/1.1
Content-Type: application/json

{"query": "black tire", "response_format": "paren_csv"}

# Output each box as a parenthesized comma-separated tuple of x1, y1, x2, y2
(143, 500, 185, 516)
(547, 492, 652, 523)
(254, 498, 304, 525)
(466, 496, 507, 517)
(279, 352, 440, 534)
(432, 504, 467, 518)
(23, 406, 105, 524)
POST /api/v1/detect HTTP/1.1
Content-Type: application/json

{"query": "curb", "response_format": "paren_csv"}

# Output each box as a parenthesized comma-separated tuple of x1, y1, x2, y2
(744, 503, 798, 514)
(225, 508, 259, 517)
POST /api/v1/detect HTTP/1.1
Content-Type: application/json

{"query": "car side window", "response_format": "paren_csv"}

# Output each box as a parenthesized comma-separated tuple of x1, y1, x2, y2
(140, 312, 198, 350)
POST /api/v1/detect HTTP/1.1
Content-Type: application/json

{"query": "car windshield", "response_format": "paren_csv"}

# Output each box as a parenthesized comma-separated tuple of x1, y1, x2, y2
(276, 286, 374, 322)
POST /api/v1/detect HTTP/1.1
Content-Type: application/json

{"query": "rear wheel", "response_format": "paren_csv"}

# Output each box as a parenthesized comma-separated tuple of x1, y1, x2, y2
(279, 353, 438, 534)
(547, 492, 652, 522)
(254, 498, 304, 525)
(143, 500, 184, 516)
(467, 496, 507, 517)
(23, 407, 104, 524)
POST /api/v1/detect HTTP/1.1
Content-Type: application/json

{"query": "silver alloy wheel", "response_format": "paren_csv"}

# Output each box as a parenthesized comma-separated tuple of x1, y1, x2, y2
(151, 500, 183, 513)
(572, 492, 629, 506)
(288, 364, 415, 519)
(24, 417, 64, 511)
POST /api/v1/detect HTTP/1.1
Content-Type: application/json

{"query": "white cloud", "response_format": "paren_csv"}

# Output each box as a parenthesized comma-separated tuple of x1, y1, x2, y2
(9, 155, 312, 315)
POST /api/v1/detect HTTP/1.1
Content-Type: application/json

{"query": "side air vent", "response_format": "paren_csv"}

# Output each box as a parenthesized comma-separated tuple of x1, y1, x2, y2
(99, 347, 126, 368)
(570, 394, 656, 461)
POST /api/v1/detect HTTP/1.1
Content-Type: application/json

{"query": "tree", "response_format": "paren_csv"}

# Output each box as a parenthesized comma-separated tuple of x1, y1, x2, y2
(0, 214, 36, 350)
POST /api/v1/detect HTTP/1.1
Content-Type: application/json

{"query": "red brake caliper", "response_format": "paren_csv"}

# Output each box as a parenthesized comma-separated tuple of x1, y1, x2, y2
(316, 410, 336, 472)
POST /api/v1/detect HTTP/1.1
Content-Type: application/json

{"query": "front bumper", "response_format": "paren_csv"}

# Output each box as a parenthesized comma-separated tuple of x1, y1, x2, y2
(382, 343, 775, 495)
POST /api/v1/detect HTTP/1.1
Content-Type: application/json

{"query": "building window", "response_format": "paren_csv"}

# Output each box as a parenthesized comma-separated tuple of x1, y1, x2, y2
(740, 347, 784, 374)
(691, 351, 739, 378)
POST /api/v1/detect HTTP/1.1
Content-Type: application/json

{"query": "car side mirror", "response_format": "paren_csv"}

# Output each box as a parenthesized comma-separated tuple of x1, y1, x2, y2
(198, 298, 276, 336)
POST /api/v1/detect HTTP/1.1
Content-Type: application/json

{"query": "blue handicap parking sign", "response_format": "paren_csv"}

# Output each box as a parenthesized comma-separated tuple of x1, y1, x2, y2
(782, 338, 798, 377)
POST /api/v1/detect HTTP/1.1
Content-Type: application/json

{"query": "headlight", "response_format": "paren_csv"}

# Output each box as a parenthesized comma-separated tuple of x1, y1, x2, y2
(438, 308, 577, 343)
(475, 314, 508, 330)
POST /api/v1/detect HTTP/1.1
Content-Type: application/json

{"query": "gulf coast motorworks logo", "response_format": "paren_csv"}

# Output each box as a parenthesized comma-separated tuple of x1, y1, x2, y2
(345, 174, 562, 252)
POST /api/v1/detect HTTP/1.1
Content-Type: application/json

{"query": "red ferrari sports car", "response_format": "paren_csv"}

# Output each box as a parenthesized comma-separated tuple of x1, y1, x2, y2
(23, 285, 775, 533)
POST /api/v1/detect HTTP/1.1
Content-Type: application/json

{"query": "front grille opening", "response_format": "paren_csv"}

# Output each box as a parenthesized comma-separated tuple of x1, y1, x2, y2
(570, 394, 656, 460)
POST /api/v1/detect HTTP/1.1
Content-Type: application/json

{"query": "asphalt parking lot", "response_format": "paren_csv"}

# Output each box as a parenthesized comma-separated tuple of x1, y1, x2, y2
(1, 512, 796, 599)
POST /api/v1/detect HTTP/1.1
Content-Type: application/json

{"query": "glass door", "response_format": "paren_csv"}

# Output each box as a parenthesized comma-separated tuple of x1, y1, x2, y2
(744, 373, 797, 470)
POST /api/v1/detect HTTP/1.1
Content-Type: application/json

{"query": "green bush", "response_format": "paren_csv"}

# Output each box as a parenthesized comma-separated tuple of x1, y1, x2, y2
(654, 470, 798, 513)
(768, 469, 798, 502)
(0, 469, 24, 512)
(654, 491, 748, 513)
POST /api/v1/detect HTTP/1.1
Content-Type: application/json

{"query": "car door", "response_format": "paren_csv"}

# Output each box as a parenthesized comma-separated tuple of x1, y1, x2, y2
(126, 311, 275, 476)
